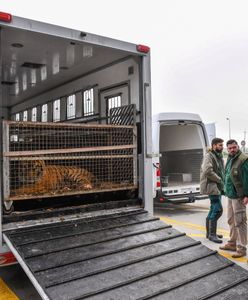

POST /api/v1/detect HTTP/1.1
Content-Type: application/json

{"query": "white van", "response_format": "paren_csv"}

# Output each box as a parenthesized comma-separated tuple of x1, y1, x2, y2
(153, 112, 209, 204)
(205, 122, 216, 143)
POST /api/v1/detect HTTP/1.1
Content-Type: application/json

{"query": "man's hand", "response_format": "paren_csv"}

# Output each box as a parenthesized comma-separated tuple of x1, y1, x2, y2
(243, 196, 248, 205)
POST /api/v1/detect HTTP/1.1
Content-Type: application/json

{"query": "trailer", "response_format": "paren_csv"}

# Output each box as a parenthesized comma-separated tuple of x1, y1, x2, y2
(1, 11, 248, 300)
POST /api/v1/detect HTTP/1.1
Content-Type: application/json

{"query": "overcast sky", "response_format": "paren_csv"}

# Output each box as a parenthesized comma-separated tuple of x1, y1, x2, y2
(2, 0, 248, 145)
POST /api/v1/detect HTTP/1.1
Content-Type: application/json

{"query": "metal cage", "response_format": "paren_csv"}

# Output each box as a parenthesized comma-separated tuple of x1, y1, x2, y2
(2, 121, 137, 201)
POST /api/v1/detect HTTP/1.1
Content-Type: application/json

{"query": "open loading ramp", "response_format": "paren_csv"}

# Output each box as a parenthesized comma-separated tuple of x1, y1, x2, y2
(3, 208, 248, 300)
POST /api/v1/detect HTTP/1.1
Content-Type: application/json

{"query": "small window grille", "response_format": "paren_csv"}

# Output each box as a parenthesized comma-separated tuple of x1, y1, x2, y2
(23, 110, 28, 121)
(83, 88, 94, 116)
(67, 94, 76, 119)
(107, 95, 122, 114)
(41, 104, 48, 122)
(53, 99, 60, 122)
(15, 113, 20, 121)
(31, 107, 37, 122)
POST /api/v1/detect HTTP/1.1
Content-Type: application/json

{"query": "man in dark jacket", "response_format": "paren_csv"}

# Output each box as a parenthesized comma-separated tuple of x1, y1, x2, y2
(220, 139, 248, 258)
(200, 138, 224, 243)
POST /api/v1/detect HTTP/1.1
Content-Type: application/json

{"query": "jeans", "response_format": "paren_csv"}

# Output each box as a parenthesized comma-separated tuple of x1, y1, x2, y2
(207, 195, 223, 220)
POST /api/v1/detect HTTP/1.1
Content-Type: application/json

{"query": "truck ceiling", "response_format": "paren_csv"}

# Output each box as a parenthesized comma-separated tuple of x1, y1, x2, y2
(1, 26, 135, 108)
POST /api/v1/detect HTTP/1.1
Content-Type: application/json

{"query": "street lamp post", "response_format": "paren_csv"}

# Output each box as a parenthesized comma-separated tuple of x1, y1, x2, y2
(226, 117, 231, 139)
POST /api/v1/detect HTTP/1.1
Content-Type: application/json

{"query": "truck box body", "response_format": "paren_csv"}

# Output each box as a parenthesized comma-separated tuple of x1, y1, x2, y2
(0, 12, 152, 264)
(1, 12, 248, 300)
(153, 112, 209, 204)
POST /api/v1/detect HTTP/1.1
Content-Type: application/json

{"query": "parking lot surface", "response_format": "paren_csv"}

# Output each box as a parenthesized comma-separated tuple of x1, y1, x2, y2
(155, 197, 248, 271)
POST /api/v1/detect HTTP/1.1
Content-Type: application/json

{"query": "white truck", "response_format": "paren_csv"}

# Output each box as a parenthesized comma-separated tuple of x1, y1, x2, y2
(205, 122, 216, 144)
(1, 11, 248, 300)
(153, 112, 209, 204)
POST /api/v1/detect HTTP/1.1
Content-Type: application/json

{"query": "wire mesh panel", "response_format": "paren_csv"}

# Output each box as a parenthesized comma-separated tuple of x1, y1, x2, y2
(2, 121, 137, 201)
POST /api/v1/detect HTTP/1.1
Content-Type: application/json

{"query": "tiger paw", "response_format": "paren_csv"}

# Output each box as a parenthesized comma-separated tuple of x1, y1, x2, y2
(83, 183, 92, 190)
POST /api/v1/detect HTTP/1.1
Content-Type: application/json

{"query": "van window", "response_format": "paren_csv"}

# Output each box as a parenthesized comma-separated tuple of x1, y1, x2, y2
(67, 94, 76, 119)
(53, 99, 60, 122)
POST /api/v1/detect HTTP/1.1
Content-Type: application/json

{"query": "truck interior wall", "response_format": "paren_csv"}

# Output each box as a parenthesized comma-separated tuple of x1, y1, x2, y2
(0, 57, 142, 215)
(1, 107, 10, 119)
(160, 149, 203, 183)
(158, 124, 205, 185)
(11, 57, 140, 122)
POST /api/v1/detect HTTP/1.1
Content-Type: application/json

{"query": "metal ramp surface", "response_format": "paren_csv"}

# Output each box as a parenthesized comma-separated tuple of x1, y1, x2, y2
(3, 209, 248, 300)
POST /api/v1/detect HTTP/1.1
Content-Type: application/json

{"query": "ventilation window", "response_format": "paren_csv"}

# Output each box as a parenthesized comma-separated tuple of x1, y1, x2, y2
(15, 113, 20, 121)
(41, 104, 48, 122)
(83, 88, 94, 116)
(107, 95, 122, 115)
(23, 110, 28, 121)
(67, 94, 76, 119)
(31, 107, 37, 122)
(53, 99, 60, 122)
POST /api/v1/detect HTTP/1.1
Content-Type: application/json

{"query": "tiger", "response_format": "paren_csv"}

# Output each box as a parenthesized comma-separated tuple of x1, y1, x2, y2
(14, 160, 95, 196)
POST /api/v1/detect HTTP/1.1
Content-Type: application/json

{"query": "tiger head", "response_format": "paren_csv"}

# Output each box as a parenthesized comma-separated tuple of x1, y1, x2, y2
(19, 160, 45, 184)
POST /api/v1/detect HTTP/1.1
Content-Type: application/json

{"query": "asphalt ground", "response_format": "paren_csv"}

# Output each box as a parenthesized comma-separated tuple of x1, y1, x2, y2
(0, 264, 41, 300)
(0, 196, 247, 299)
(155, 196, 248, 271)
